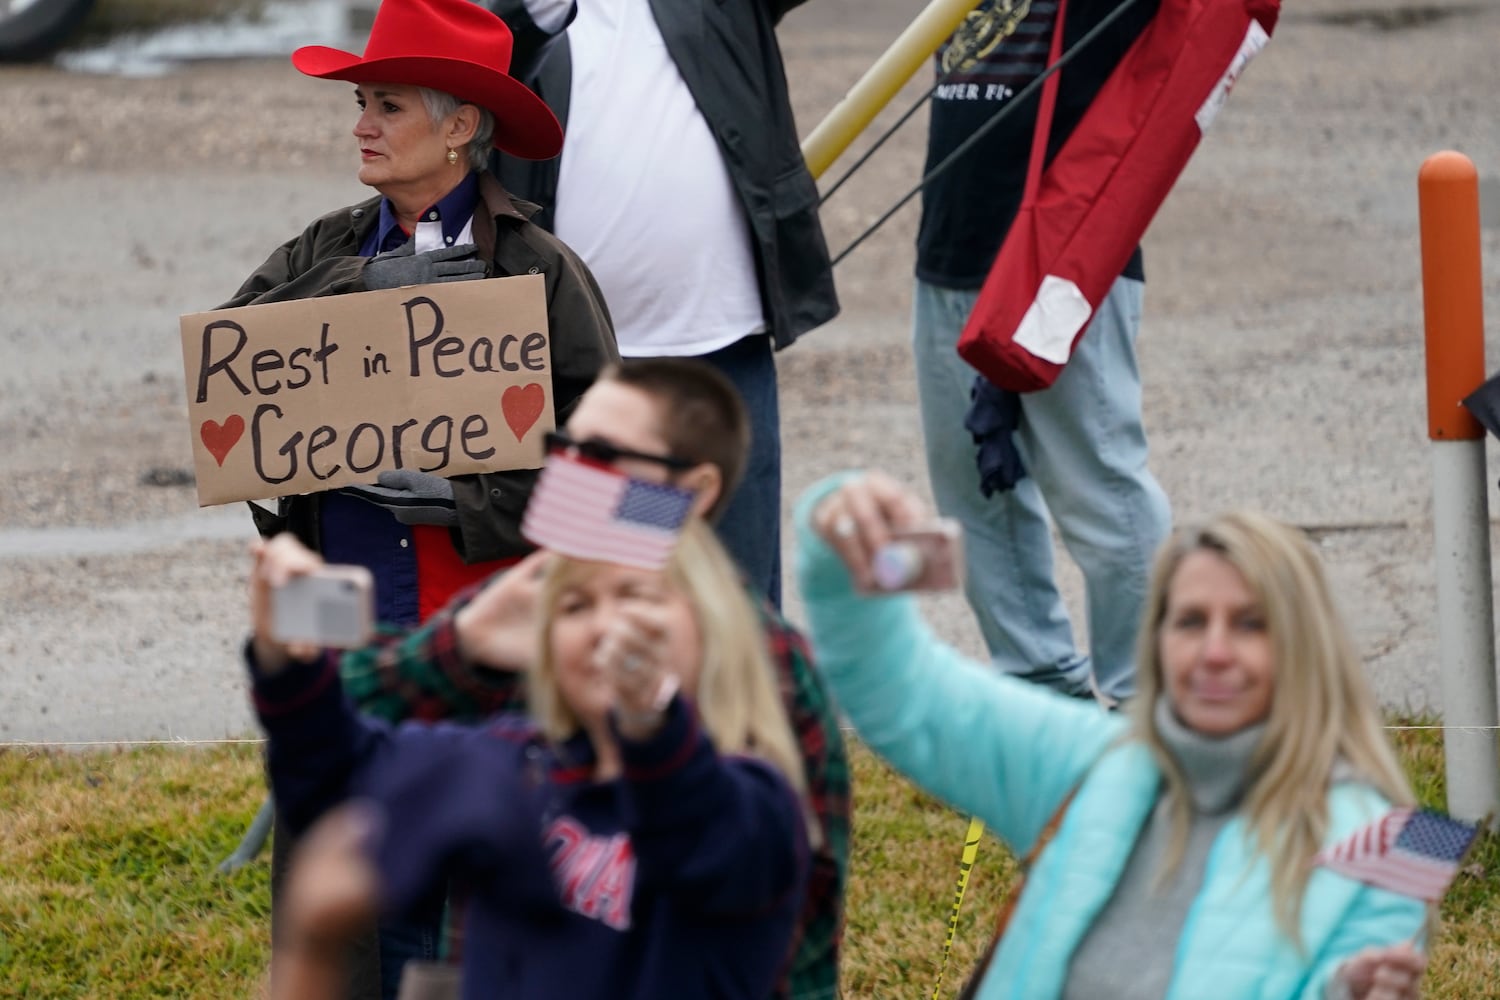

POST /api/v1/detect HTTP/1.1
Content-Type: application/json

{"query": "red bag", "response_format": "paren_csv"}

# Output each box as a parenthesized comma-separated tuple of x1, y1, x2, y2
(957, 0, 1280, 392)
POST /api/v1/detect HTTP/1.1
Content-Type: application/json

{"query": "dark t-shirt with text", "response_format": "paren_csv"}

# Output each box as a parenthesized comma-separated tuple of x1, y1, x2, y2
(917, 0, 1159, 289)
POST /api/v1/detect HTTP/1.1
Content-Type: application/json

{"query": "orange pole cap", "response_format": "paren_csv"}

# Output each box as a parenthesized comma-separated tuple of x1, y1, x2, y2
(1418, 151, 1487, 441)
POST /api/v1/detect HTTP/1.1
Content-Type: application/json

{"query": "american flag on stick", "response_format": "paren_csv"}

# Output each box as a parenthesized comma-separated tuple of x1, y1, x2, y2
(522, 452, 694, 570)
(1314, 807, 1481, 902)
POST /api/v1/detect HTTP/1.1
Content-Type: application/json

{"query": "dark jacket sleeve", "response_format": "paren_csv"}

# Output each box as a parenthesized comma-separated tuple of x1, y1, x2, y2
(620, 696, 809, 917)
(360, 721, 556, 918)
(765, 0, 812, 25)
(219, 225, 369, 309)
(484, 0, 575, 79)
(449, 225, 618, 562)
(250, 647, 553, 918)
(250, 653, 389, 836)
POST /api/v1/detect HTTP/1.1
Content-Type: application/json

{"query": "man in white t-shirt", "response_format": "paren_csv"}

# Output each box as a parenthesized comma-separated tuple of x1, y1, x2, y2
(486, 0, 838, 608)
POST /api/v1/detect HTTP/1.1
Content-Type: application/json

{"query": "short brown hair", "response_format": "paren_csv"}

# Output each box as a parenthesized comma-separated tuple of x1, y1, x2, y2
(601, 359, 750, 521)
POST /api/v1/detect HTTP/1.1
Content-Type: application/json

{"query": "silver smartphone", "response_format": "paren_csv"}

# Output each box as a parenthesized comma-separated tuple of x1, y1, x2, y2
(271, 565, 376, 648)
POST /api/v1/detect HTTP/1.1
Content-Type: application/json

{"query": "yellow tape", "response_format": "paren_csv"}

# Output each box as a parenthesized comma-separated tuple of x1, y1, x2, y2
(931, 816, 986, 1000)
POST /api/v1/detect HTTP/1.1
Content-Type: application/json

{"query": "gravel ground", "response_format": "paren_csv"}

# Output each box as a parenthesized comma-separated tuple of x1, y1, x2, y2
(2, 0, 1499, 744)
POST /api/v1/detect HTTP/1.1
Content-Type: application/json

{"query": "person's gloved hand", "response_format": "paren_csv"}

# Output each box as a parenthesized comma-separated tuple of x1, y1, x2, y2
(964, 374, 1027, 496)
(363, 240, 489, 290)
(342, 470, 458, 526)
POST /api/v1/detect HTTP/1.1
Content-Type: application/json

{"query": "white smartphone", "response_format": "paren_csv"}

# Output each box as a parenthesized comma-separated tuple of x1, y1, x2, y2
(271, 565, 376, 648)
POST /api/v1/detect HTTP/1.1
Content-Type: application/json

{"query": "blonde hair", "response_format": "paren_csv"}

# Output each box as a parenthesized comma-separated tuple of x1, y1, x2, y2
(528, 520, 813, 835)
(1128, 510, 1413, 943)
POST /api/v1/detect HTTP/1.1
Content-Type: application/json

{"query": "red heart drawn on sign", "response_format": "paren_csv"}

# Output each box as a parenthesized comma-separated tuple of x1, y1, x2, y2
(201, 415, 246, 467)
(502, 383, 547, 442)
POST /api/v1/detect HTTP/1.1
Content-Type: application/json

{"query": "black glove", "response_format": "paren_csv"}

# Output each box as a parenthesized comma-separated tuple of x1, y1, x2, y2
(364, 240, 489, 290)
(964, 374, 1028, 496)
(342, 470, 458, 526)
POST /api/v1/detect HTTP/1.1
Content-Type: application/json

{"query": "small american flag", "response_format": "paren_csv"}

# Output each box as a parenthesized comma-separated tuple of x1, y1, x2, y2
(522, 451, 694, 569)
(1314, 807, 1481, 902)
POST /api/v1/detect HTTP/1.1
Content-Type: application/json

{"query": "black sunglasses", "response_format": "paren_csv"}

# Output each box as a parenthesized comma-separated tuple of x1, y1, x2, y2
(544, 430, 696, 472)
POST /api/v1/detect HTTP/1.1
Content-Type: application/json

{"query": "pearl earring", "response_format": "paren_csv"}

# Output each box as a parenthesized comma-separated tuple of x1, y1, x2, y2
(446, 148, 459, 166)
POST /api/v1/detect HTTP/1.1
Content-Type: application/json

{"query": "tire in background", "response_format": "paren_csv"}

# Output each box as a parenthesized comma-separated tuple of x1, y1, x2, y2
(0, 0, 97, 62)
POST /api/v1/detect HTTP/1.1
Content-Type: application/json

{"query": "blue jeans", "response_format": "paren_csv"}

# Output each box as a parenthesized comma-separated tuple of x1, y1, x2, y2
(695, 334, 783, 608)
(911, 277, 1170, 701)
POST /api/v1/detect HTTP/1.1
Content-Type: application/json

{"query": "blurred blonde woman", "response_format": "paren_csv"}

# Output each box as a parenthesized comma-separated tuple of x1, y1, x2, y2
(248, 519, 810, 1000)
(799, 471, 1428, 1000)
(1128, 510, 1414, 943)
(529, 521, 810, 807)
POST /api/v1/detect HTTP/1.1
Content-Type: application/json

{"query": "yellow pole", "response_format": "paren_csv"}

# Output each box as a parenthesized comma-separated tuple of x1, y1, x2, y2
(800, 0, 987, 180)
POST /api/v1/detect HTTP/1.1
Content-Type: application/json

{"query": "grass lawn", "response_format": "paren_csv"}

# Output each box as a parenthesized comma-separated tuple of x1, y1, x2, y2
(1, 724, 1496, 998)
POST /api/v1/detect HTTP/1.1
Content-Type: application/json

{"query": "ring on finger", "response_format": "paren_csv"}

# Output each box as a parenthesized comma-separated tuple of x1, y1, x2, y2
(833, 514, 857, 539)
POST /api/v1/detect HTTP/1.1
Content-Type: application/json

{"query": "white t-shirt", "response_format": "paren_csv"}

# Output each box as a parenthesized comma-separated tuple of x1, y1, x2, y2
(547, 0, 766, 357)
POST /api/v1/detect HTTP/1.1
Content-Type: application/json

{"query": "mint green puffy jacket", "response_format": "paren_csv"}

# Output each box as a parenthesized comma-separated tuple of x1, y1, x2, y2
(793, 478, 1425, 1000)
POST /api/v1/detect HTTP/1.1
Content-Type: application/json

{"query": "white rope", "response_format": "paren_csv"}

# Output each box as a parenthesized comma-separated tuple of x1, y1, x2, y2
(1382, 725, 1500, 732)
(5, 724, 1500, 750)
(1, 737, 266, 748)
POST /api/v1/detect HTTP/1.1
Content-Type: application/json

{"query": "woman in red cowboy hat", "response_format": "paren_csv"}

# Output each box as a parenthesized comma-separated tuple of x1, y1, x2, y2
(224, 0, 616, 611)
(215, 0, 617, 996)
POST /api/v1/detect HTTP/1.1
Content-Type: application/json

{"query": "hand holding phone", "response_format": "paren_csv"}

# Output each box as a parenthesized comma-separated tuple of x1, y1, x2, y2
(271, 565, 376, 649)
(872, 520, 964, 592)
(814, 471, 950, 593)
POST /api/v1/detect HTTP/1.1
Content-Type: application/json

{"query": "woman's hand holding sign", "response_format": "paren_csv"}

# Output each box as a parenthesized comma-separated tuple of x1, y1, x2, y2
(342, 469, 458, 526)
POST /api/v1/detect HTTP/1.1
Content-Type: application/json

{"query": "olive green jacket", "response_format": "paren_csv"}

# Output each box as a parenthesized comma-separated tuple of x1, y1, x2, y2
(225, 173, 618, 562)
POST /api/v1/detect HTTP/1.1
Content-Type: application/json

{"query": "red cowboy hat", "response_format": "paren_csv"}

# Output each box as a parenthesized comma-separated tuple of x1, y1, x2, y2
(292, 0, 563, 160)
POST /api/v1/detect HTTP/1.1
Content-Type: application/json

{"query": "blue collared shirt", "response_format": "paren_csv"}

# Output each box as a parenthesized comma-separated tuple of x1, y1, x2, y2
(359, 170, 482, 256)
(335, 170, 484, 625)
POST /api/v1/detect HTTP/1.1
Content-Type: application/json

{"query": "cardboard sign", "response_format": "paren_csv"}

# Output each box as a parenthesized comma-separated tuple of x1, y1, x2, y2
(179, 275, 553, 506)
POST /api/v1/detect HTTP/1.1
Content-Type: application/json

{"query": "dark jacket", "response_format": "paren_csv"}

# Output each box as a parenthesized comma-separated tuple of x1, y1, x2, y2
(254, 656, 809, 1000)
(340, 579, 851, 1000)
(486, 0, 838, 350)
(225, 173, 619, 563)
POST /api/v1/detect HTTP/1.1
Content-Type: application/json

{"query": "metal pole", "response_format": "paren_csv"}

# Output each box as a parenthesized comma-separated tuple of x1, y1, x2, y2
(1419, 150, 1500, 824)
(800, 0, 986, 180)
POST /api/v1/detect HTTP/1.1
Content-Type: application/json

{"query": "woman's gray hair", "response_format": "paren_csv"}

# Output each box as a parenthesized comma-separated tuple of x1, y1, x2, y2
(417, 87, 496, 171)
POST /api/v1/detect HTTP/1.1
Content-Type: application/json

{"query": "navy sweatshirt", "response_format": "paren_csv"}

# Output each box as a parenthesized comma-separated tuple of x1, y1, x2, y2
(253, 657, 809, 1000)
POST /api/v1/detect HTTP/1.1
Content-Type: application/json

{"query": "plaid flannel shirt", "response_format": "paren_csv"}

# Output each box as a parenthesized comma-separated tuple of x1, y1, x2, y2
(341, 581, 850, 1000)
